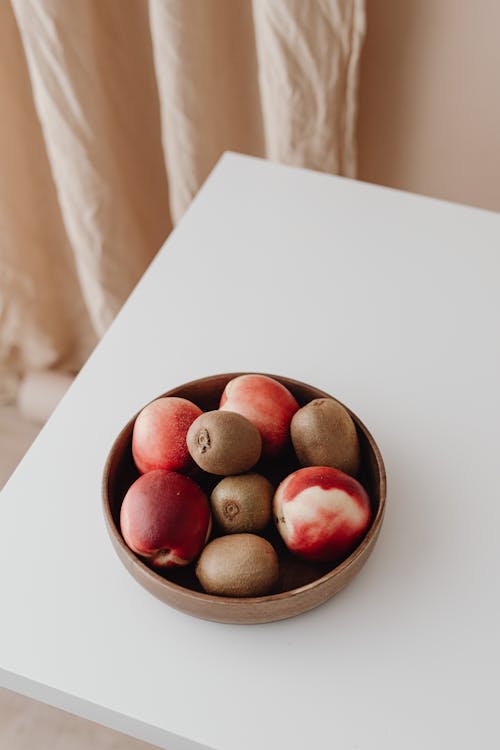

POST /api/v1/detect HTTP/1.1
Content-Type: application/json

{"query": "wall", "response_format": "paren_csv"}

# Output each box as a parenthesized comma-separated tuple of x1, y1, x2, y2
(357, 0, 500, 212)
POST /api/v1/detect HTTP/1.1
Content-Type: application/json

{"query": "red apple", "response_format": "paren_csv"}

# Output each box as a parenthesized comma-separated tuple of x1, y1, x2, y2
(219, 374, 299, 458)
(132, 396, 202, 474)
(120, 469, 211, 568)
(273, 466, 371, 562)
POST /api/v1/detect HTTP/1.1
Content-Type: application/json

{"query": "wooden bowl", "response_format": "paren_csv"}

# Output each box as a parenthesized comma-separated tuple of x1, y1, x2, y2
(102, 373, 386, 624)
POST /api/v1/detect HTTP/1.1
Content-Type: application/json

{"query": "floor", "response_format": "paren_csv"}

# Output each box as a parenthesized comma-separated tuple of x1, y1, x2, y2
(0, 405, 40, 489)
(0, 405, 157, 749)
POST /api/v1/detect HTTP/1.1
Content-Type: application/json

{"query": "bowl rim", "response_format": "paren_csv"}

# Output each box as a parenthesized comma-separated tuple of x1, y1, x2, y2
(102, 372, 387, 607)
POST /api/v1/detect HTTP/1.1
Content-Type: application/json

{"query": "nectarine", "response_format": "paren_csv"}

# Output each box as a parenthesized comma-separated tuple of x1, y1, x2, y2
(132, 396, 202, 474)
(120, 469, 211, 568)
(273, 466, 371, 563)
(219, 374, 299, 458)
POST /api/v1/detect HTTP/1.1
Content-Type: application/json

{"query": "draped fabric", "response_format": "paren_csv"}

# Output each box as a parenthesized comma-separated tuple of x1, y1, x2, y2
(0, 0, 365, 400)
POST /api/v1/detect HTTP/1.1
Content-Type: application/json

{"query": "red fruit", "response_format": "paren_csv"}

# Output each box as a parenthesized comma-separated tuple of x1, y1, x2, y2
(219, 374, 299, 458)
(132, 396, 202, 474)
(120, 470, 211, 568)
(273, 466, 371, 563)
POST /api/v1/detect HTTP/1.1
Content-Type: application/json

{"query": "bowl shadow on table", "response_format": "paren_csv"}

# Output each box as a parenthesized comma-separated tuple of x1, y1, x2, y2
(103, 373, 386, 624)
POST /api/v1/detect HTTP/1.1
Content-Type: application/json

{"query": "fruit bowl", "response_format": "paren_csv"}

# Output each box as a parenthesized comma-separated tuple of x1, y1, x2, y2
(102, 373, 386, 624)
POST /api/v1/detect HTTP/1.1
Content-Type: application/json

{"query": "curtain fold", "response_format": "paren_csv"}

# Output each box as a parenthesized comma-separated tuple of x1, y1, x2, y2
(0, 0, 365, 399)
(11, 0, 171, 336)
(149, 0, 265, 222)
(0, 0, 93, 399)
(252, 0, 364, 176)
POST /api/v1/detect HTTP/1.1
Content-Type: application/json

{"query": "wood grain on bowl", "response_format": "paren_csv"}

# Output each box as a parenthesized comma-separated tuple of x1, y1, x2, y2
(102, 373, 386, 624)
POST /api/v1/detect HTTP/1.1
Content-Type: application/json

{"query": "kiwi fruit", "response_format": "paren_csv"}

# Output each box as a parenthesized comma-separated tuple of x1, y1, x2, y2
(196, 534, 279, 597)
(210, 473, 273, 534)
(290, 398, 360, 476)
(187, 410, 262, 475)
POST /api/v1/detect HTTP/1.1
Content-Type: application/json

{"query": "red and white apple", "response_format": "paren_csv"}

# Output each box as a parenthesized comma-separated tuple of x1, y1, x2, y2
(219, 374, 299, 458)
(273, 466, 371, 563)
(120, 469, 211, 568)
(132, 396, 202, 474)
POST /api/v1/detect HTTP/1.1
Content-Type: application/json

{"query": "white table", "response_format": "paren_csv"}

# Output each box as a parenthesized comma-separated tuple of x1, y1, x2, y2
(1, 153, 499, 750)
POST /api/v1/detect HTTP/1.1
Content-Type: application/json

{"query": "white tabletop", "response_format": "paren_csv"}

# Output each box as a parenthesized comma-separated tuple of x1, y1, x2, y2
(1, 153, 499, 750)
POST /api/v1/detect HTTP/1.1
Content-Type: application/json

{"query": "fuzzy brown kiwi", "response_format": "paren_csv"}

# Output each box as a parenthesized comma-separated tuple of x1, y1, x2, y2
(186, 410, 261, 475)
(210, 473, 273, 534)
(290, 398, 361, 476)
(195, 534, 279, 597)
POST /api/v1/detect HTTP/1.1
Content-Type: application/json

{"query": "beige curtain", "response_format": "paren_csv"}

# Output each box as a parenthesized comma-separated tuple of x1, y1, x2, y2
(0, 0, 365, 400)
